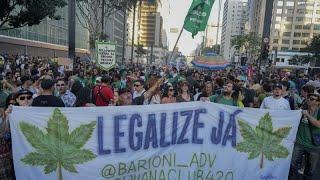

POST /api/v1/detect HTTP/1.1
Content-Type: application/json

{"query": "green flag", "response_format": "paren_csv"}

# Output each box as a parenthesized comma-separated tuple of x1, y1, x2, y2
(183, 0, 215, 38)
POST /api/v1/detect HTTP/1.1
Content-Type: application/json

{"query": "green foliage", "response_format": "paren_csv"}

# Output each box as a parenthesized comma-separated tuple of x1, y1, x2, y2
(0, 0, 67, 29)
(236, 113, 291, 169)
(135, 44, 147, 58)
(20, 108, 96, 180)
(288, 55, 314, 65)
(305, 35, 320, 56)
(231, 32, 261, 57)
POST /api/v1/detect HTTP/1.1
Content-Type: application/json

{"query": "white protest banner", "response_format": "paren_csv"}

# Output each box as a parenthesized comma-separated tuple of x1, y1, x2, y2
(9, 102, 301, 180)
(96, 41, 116, 71)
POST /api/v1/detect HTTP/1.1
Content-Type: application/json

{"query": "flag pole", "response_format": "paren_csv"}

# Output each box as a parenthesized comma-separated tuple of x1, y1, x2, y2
(168, 28, 184, 64)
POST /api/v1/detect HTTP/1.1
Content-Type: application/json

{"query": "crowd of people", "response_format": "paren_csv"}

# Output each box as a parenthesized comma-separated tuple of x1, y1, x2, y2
(0, 54, 320, 179)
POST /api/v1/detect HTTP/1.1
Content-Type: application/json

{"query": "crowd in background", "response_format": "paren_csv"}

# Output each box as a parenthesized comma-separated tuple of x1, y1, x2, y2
(0, 54, 320, 179)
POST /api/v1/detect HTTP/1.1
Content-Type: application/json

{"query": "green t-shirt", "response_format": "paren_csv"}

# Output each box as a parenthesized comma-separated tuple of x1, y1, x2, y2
(209, 95, 237, 106)
(296, 108, 320, 149)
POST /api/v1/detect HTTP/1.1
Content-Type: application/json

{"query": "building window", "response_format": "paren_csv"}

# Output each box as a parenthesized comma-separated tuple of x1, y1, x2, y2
(295, 25, 303, 29)
(294, 32, 301, 37)
(301, 40, 309, 45)
(276, 16, 282, 21)
(282, 40, 290, 44)
(292, 48, 300, 51)
(302, 33, 310, 37)
(281, 47, 289, 51)
(275, 24, 281, 29)
(317, 10, 320, 14)
(277, 1, 283, 6)
(315, 24, 320, 30)
(284, 24, 292, 30)
(286, 2, 294, 6)
(296, 17, 304, 21)
(293, 40, 300, 44)
(303, 25, 311, 30)
(273, 39, 279, 43)
(277, 9, 283, 14)
(286, 9, 294, 14)
(286, 17, 293, 21)
(283, 32, 291, 37)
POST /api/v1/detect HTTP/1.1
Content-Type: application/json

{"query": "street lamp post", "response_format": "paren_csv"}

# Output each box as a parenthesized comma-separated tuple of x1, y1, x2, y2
(68, 0, 76, 69)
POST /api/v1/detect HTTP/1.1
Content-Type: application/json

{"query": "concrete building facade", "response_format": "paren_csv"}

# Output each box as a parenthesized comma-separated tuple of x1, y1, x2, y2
(0, 7, 89, 57)
(221, 0, 248, 61)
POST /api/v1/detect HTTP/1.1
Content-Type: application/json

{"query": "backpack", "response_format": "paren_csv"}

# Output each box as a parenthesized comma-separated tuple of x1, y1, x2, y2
(92, 86, 110, 105)
(214, 95, 237, 106)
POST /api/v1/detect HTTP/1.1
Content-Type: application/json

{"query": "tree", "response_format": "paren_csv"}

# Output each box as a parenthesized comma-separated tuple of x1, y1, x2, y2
(305, 35, 320, 56)
(288, 55, 313, 66)
(135, 44, 146, 64)
(0, 0, 67, 30)
(231, 32, 262, 63)
(20, 108, 96, 180)
(236, 113, 291, 169)
(304, 35, 320, 66)
(76, 0, 129, 49)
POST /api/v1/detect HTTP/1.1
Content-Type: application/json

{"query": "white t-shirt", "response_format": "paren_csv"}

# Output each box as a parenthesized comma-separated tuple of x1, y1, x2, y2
(260, 96, 291, 110)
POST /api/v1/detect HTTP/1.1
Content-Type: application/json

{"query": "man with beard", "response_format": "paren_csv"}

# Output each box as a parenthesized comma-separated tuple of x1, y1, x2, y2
(260, 83, 290, 110)
(207, 82, 237, 106)
(235, 76, 254, 107)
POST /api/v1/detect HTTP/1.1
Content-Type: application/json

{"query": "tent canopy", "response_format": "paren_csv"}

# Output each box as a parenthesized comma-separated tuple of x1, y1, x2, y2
(191, 52, 230, 70)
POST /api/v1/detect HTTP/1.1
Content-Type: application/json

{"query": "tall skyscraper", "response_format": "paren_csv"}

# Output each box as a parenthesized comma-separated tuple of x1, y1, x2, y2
(270, 0, 320, 52)
(0, 7, 89, 57)
(248, 0, 320, 64)
(221, 0, 248, 60)
(137, 0, 162, 47)
(126, 0, 167, 64)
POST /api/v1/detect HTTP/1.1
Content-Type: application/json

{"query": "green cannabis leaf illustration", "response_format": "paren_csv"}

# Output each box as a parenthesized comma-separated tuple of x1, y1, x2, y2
(20, 108, 96, 180)
(236, 113, 292, 169)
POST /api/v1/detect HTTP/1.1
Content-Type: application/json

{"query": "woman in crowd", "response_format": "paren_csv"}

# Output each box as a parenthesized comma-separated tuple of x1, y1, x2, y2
(176, 81, 193, 102)
(146, 77, 162, 105)
(196, 81, 214, 101)
(232, 86, 245, 108)
(161, 84, 176, 104)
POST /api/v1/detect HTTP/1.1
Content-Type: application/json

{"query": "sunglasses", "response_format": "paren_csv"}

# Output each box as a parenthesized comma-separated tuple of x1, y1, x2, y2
(19, 95, 32, 101)
(56, 84, 65, 87)
(134, 84, 141, 87)
(169, 88, 174, 91)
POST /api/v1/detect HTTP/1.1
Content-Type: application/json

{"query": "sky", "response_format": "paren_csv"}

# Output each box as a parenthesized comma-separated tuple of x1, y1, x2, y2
(159, 0, 226, 56)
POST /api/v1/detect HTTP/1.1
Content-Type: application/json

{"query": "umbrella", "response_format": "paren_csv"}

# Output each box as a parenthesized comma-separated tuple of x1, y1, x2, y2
(191, 52, 230, 70)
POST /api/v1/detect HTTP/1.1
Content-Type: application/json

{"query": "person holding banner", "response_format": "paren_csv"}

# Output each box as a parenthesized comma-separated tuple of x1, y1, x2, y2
(290, 93, 320, 179)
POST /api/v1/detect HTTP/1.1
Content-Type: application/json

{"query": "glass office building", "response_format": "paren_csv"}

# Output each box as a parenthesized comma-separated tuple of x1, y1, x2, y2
(0, 6, 89, 56)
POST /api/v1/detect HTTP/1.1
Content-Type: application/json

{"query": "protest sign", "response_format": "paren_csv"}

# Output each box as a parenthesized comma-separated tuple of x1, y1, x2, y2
(96, 41, 116, 71)
(9, 102, 301, 180)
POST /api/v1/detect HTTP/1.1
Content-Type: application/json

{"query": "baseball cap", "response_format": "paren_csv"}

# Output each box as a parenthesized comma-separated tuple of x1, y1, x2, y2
(16, 89, 33, 96)
(41, 79, 55, 89)
(273, 83, 283, 89)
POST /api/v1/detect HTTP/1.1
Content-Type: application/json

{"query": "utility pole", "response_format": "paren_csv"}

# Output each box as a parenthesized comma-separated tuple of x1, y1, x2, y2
(122, 7, 126, 65)
(215, 0, 222, 47)
(259, 0, 274, 72)
(101, 0, 105, 39)
(68, 0, 76, 69)
(130, 4, 137, 65)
